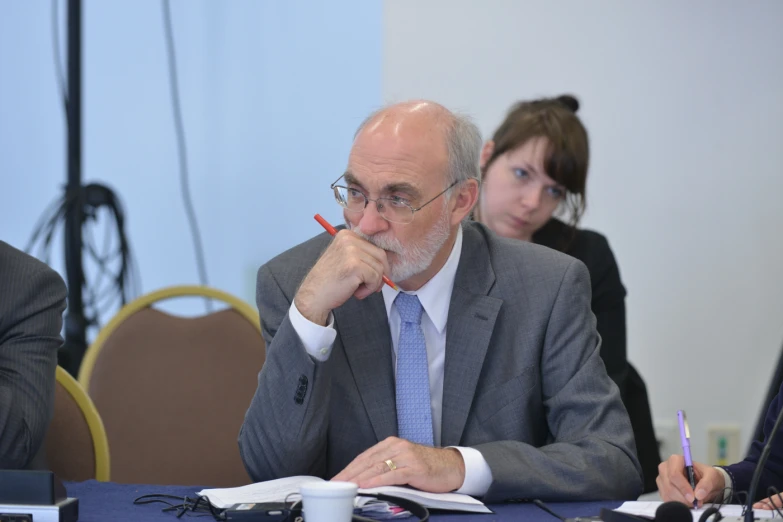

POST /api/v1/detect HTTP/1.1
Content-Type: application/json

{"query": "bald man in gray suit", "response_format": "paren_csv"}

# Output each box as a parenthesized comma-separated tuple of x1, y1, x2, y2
(0, 241, 66, 469)
(239, 101, 642, 502)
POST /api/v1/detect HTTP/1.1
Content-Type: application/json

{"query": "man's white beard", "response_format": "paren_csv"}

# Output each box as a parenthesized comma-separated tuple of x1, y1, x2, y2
(348, 206, 452, 282)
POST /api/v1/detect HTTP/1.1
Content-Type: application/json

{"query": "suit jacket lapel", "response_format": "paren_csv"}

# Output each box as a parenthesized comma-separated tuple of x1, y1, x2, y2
(334, 293, 397, 443)
(441, 224, 503, 447)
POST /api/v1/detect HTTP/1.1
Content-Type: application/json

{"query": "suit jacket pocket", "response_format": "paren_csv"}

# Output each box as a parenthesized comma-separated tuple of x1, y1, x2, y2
(474, 365, 537, 423)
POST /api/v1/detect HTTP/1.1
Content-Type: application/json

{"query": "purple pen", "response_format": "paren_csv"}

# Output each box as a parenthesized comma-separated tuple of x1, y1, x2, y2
(677, 410, 698, 509)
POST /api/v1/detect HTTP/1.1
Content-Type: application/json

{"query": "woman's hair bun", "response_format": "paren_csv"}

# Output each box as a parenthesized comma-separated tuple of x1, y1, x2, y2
(555, 94, 579, 113)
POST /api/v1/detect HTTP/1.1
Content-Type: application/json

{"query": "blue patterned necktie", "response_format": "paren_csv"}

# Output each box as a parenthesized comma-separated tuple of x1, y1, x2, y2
(394, 292, 434, 446)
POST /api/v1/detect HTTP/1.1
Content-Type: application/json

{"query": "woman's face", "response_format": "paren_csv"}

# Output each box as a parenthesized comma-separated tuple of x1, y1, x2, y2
(479, 136, 566, 241)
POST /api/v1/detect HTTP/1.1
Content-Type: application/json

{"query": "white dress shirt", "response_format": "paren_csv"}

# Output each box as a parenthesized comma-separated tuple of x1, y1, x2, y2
(717, 467, 732, 501)
(288, 226, 493, 496)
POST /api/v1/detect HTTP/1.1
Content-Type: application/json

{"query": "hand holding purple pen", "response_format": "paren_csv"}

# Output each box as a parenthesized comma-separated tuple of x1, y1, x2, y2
(677, 410, 698, 509)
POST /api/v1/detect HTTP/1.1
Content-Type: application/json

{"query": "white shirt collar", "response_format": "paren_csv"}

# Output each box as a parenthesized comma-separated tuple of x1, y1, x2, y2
(382, 226, 463, 334)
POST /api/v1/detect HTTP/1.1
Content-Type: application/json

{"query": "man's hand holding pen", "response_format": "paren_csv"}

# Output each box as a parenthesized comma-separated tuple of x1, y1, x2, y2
(656, 454, 725, 507)
(658, 411, 728, 508)
(659, 453, 783, 511)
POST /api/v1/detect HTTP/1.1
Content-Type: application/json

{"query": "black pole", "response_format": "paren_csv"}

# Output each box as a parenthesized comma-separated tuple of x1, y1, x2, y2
(745, 403, 783, 521)
(61, 0, 86, 376)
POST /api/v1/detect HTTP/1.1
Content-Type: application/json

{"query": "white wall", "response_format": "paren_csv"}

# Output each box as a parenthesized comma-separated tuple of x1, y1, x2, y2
(1, 0, 381, 318)
(384, 0, 783, 463)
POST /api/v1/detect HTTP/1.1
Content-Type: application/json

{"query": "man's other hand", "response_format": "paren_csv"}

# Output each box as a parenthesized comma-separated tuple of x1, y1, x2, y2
(332, 437, 465, 493)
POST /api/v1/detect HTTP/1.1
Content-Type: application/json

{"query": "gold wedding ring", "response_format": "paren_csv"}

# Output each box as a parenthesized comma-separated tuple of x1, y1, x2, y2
(384, 459, 397, 472)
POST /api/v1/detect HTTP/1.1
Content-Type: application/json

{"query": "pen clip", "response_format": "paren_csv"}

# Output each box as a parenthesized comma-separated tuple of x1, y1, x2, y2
(677, 410, 691, 441)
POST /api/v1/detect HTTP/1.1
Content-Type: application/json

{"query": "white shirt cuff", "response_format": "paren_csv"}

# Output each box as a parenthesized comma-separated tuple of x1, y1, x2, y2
(715, 466, 732, 502)
(289, 301, 337, 361)
(450, 446, 493, 497)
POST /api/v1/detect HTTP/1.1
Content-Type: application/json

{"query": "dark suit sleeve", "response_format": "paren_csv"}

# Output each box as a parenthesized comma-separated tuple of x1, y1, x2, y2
(0, 259, 66, 469)
(238, 263, 331, 481)
(722, 382, 783, 501)
(475, 259, 643, 502)
(586, 234, 628, 396)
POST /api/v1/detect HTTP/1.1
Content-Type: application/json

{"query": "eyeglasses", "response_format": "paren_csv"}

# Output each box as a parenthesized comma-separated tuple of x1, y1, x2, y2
(330, 174, 459, 225)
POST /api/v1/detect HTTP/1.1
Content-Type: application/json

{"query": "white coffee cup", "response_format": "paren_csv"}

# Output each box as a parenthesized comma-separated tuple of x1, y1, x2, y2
(299, 481, 358, 522)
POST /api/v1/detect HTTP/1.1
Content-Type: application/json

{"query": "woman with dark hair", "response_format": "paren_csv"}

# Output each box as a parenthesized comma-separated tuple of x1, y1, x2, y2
(474, 95, 661, 492)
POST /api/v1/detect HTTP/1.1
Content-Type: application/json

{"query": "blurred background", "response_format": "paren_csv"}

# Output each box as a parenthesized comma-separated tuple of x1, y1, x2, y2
(1, 0, 782, 466)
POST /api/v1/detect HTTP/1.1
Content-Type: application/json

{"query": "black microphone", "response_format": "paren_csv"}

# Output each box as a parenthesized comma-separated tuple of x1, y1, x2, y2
(655, 501, 693, 522)
(599, 501, 691, 522)
(744, 398, 783, 522)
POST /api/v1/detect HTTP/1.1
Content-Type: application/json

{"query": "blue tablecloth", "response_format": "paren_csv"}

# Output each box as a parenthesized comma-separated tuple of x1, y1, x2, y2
(65, 480, 622, 521)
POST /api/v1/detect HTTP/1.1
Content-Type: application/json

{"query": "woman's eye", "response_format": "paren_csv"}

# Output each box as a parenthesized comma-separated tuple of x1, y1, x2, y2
(512, 168, 529, 179)
(547, 186, 565, 199)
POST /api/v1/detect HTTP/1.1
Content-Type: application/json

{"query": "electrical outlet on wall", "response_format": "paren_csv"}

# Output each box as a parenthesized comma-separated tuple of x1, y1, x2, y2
(655, 419, 681, 460)
(707, 425, 741, 466)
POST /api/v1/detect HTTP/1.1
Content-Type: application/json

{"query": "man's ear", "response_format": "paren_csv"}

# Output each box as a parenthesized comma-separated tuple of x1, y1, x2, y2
(479, 141, 495, 169)
(450, 179, 479, 226)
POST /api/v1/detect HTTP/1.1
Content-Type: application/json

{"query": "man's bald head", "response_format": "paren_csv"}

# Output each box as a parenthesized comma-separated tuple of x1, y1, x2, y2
(353, 100, 482, 188)
(355, 100, 454, 141)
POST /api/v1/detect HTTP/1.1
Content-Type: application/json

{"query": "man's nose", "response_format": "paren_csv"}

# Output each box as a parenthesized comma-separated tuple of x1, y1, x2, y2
(356, 200, 390, 236)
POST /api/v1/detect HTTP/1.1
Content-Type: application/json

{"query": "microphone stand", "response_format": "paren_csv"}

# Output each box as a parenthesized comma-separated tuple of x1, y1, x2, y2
(744, 402, 783, 521)
(62, 0, 88, 376)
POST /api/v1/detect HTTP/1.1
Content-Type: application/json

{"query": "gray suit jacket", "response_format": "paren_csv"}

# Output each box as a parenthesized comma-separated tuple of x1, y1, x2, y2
(239, 222, 642, 502)
(0, 241, 66, 469)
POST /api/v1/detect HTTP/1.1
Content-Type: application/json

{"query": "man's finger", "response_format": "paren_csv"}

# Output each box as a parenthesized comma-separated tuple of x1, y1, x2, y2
(658, 466, 695, 505)
(692, 476, 719, 507)
(669, 468, 696, 502)
(754, 498, 772, 510)
(351, 460, 403, 488)
(337, 230, 392, 278)
(333, 456, 375, 483)
(361, 468, 411, 489)
(337, 231, 391, 265)
(352, 258, 385, 299)
(332, 453, 375, 482)
(332, 439, 399, 482)
(754, 495, 783, 510)
(664, 485, 693, 506)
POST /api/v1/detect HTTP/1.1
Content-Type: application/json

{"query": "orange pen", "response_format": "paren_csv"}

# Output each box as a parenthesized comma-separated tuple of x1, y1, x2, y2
(314, 214, 399, 291)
